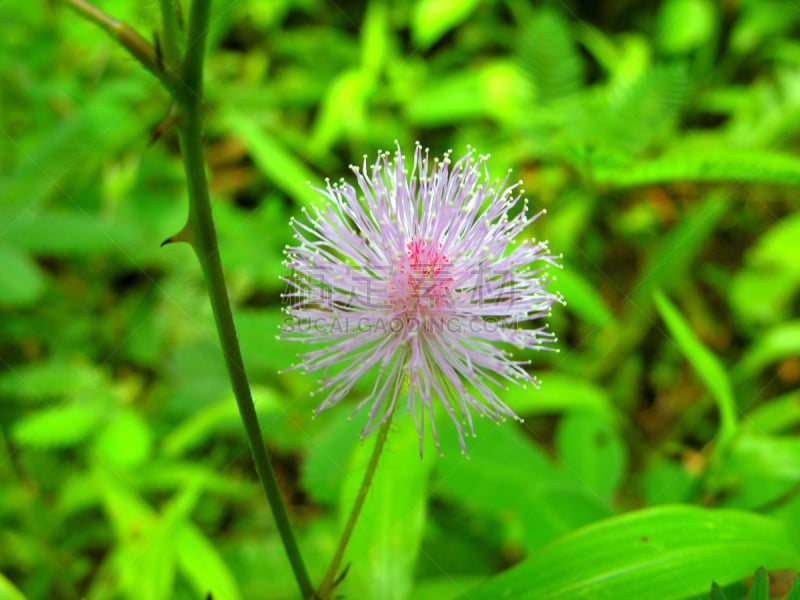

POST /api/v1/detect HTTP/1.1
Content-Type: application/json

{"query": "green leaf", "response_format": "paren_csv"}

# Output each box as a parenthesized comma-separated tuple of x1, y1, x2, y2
(583, 64, 689, 156)
(463, 506, 800, 600)
(301, 416, 362, 505)
(94, 479, 207, 600)
(225, 111, 320, 207)
(730, 211, 800, 326)
(727, 434, 800, 480)
(0, 361, 104, 401)
(596, 150, 800, 187)
(132, 527, 178, 600)
(730, 2, 800, 56)
(742, 391, 800, 435)
(434, 423, 558, 502)
(433, 423, 610, 552)
(96, 471, 176, 600)
(654, 289, 737, 448)
(412, 576, 485, 600)
(736, 320, 800, 376)
(518, 9, 585, 103)
(236, 309, 307, 374)
(747, 567, 769, 600)
(12, 404, 103, 449)
(412, 0, 481, 49)
(737, 274, 800, 335)
(220, 520, 335, 599)
(0, 571, 27, 600)
(310, 69, 372, 154)
(2, 80, 150, 208)
(504, 373, 616, 421)
(788, 574, 800, 600)
(747, 209, 800, 265)
(95, 467, 153, 535)
(94, 409, 153, 468)
(361, 0, 389, 76)
(641, 459, 698, 505)
(161, 386, 281, 457)
(341, 413, 434, 600)
(516, 484, 613, 554)
(406, 62, 526, 126)
(0, 245, 45, 306)
(213, 203, 291, 293)
(555, 268, 617, 329)
(556, 413, 627, 501)
(0, 210, 138, 257)
(631, 193, 727, 307)
(710, 581, 729, 600)
(657, 0, 716, 54)
(176, 522, 243, 600)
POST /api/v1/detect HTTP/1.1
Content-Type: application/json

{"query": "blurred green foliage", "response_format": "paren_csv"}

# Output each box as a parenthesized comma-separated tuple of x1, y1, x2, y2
(1, 0, 800, 599)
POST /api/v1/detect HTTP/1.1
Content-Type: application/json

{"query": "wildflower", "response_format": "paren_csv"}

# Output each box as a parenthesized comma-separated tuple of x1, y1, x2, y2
(281, 143, 561, 455)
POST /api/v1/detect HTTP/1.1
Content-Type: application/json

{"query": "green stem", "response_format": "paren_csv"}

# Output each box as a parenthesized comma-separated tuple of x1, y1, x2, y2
(157, 0, 182, 70)
(177, 2, 314, 598)
(317, 416, 394, 599)
(65, 0, 315, 596)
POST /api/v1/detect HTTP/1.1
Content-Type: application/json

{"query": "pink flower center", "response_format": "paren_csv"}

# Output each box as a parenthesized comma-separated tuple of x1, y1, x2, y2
(396, 239, 452, 311)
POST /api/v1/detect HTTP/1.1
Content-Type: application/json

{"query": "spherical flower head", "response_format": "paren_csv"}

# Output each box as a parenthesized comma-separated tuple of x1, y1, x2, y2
(281, 143, 561, 456)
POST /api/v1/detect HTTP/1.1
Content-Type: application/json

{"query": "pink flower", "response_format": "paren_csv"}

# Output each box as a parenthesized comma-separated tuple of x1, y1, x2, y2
(282, 144, 560, 455)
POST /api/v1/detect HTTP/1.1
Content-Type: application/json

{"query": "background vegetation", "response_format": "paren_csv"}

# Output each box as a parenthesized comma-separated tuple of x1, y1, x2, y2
(2, 0, 800, 598)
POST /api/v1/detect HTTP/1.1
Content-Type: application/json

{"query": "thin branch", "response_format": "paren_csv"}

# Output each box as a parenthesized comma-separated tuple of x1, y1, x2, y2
(64, 0, 180, 96)
(317, 416, 394, 599)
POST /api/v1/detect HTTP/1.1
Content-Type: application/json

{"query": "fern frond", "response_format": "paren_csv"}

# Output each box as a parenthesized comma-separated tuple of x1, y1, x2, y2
(594, 64, 690, 155)
(518, 9, 585, 104)
(596, 149, 800, 187)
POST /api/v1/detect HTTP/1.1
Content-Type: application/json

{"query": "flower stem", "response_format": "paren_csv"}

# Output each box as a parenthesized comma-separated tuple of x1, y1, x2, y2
(65, 0, 315, 597)
(317, 416, 394, 599)
(177, 2, 314, 598)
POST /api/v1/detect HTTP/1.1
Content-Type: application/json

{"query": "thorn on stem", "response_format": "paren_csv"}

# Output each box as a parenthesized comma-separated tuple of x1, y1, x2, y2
(153, 31, 164, 72)
(161, 220, 194, 247)
(148, 105, 179, 146)
(334, 563, 351, 586)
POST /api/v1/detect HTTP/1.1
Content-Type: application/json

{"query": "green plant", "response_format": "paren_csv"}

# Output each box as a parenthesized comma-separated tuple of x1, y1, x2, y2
(2, 1, 799, 599)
